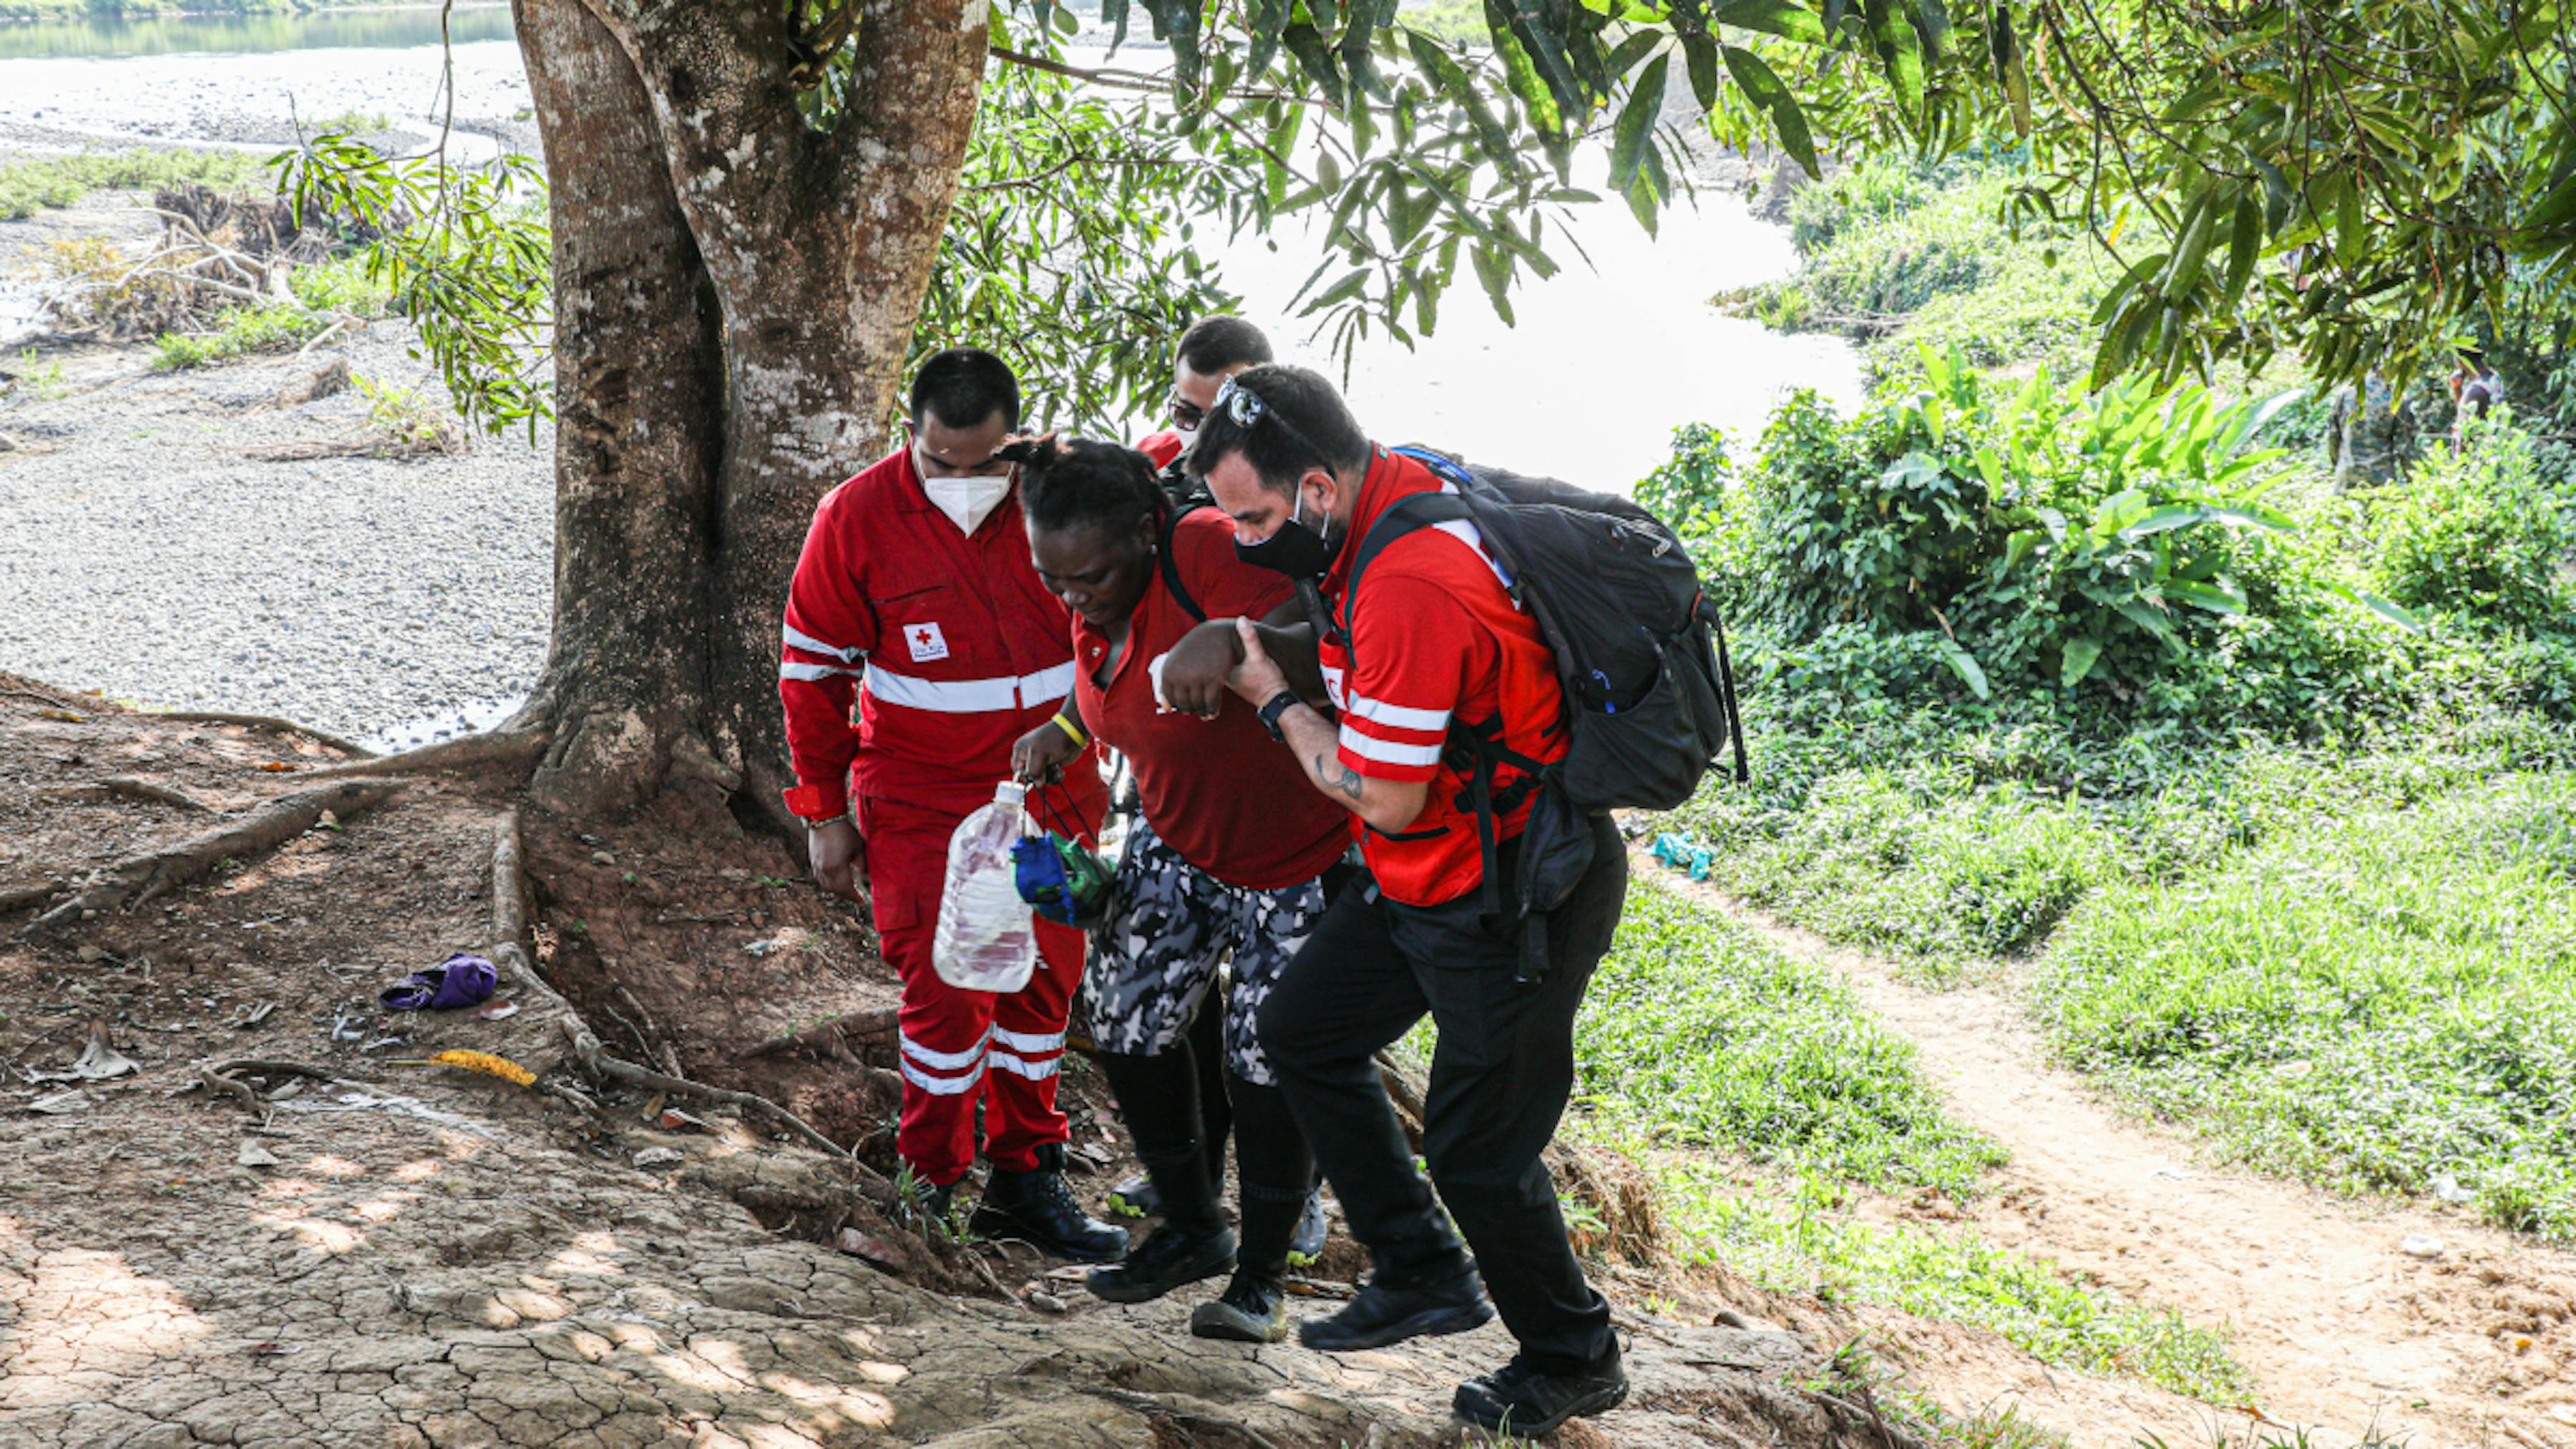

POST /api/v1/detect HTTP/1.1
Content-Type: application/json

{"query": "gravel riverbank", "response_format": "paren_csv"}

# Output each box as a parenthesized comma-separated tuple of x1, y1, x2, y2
(0, 268, 552, 751)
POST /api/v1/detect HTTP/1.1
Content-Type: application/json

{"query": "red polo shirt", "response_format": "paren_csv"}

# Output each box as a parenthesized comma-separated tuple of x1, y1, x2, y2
(1319, 447, 1568, 907)
(1073, 509, 1350, 890)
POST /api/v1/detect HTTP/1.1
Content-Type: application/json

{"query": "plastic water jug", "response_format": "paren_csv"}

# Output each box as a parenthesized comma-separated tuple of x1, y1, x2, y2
(932, 781, 1039, 992)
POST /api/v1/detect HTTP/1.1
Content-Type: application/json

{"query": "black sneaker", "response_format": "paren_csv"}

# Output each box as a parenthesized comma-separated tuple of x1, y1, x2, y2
(1106, 1171, 1160, 1219)
(1297, 1270, 1493, 1352)
(1190, 1271, 1289, 1343)
(1453, 1350, 1629, 1436)
(970, 1158, 1128, 1264)
(1085, 1221, 1237, 1304)
(1285, 1189, 1328, 1267)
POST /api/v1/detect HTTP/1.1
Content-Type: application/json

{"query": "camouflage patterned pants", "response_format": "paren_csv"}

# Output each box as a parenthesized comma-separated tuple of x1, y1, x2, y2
(1085, 816, 1328, 1085)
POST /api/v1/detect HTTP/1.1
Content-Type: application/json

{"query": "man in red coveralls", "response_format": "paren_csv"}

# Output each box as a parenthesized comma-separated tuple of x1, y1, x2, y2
(778, 348, 1127, 1262)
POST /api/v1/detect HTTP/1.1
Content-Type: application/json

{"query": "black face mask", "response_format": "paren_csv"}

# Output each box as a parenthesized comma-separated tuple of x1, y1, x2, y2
(1234, 486, 1340, 580)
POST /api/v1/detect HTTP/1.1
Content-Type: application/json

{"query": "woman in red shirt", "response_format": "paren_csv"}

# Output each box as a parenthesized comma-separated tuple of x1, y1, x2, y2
(1014, 438, 1352, 1343)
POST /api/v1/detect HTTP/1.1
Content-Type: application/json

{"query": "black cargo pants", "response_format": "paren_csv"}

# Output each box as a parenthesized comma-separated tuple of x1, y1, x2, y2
(1255, 814, 1625, 1373)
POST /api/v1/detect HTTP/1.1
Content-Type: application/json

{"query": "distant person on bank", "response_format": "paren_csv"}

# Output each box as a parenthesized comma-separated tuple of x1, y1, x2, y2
(2450, 348, 2505, 452)
(1157, 366, 1631, 1436)
(776, 348, 1126, 1262)
(1011, 436, 1345, 1342)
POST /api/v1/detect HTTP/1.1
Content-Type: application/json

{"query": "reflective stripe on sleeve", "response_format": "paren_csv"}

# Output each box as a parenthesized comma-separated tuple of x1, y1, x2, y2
(1338, 726, 1443, 767)
(780, 661, 861, 682)
(784, 623, 863, 663)
(1345, 693, 1450, 733)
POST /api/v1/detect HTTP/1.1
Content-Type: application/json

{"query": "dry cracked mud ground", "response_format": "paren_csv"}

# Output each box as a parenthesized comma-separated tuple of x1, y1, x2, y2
(0, 679, 1934, 1449)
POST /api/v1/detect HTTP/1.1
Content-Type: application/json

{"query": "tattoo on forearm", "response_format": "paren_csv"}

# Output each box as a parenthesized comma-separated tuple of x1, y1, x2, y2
(1317, 753, 1365, 802)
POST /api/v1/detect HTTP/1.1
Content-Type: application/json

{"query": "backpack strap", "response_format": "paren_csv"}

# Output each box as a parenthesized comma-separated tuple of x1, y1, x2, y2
(1157, 502, 1208, 623)
(1336, 490, 1471, 663)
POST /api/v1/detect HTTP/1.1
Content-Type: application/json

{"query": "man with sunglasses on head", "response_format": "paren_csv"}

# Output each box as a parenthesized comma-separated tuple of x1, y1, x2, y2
(778, 346, 1127, 1264)
(1156, 365, 1630, 1437)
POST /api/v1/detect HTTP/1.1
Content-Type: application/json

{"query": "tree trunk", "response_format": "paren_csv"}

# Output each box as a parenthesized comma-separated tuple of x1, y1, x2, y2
(511, 0, 989, 831)
(513, 0, 728, 819)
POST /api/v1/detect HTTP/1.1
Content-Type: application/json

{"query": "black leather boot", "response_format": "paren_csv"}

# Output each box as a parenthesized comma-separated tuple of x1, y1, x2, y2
(1189, 1269, 1289, 1343)
(1297, 1268, 1493, 1351)
(1453, 1345, 1629, 1435)
(1088, 1050, 1236, 1302)
(970, 1144, 1128, 1263)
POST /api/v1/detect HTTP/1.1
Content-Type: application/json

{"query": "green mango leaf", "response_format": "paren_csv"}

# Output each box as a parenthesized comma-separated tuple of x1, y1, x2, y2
(1681, 30, 1719, 111)
(1244, 0, 1291, 79)
(1720, 44, 1819, 178)
(1710, 0, 1827, 43)
(1608, 53, 1669, 192)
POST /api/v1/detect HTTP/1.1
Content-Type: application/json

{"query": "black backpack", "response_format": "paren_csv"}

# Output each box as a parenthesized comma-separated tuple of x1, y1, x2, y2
(1336, 446, 1748, 977)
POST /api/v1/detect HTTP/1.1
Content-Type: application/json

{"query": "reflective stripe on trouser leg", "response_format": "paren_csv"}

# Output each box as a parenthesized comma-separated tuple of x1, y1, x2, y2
(862, 794, 997, 1189)
(981, 913, 1086, 1174)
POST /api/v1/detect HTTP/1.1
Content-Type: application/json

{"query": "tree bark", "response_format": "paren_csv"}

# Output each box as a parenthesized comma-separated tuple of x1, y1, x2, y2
(513, 0, 730, 819)
(512, 0, 990, 833)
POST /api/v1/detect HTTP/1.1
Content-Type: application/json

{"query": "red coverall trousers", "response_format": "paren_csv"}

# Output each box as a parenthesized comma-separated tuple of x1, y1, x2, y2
(860, 794, 1088, 1186)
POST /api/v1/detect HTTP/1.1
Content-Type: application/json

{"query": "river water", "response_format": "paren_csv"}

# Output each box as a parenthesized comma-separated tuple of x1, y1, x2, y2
(0, 5, 1857, 486)
(0, 9, 1853, 743)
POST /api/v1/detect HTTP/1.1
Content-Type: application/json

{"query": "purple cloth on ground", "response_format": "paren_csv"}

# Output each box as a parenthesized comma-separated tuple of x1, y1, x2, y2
(379, 953, 497, 1011)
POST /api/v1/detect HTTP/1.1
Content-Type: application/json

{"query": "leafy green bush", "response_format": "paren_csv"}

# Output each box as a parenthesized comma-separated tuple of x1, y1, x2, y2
(2364, 419, 2576, 631)
(1729, 349, 2384, 712)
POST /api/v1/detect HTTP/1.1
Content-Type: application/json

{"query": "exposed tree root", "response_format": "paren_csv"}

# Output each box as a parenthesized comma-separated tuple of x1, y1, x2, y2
(296, 728, 549, 781)
(0, 879, 67, 914)
(151, 710, 375, 758)
(1074, 1387, 1289, 1449)
(44, 777, 218, 813)
(557, 1015, 897, 1204)
(737, 1008, 902, 1063)
(19, 779, 404, 937)
(485, 809, 533, 987)
(195, 1058, 341, 1114)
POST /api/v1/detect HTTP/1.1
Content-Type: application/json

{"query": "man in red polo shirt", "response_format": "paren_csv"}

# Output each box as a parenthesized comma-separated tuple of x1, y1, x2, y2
(1161, 365, 1631, 1437)
(779, 348, 1126, 1263)
(1136, 315, 1276, 477)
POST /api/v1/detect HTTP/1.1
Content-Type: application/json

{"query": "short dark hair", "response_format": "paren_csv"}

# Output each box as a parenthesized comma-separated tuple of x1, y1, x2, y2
(1018, 436, 1166, 540)
(1182, 364, 1370, 495)
(1176, 316, 1272, 377)
(908, 348, 1020, 431)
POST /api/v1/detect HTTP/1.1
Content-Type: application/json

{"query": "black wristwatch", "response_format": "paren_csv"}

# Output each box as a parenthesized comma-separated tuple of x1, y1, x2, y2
(1257, 691, 1304, 742)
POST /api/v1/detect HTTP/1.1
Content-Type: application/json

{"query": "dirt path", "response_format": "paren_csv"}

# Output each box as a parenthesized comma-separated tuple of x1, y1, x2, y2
(1640, 862, 2576, 1448)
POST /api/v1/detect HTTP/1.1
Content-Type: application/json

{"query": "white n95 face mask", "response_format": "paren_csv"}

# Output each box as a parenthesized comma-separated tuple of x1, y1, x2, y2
(923, 474, 1014, 535)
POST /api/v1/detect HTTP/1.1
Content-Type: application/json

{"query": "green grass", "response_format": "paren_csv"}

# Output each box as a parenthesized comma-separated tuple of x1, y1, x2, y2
(2036, 773, 2576, 1237)
(152, 303, 335, 369)
(1579, 879, 2004, 1194)
(1574, 879, 2252, 1402)
(151, 255, 392, 370)
(0, 149, 283, 220)
(1653, 1160, 2253, 1403)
